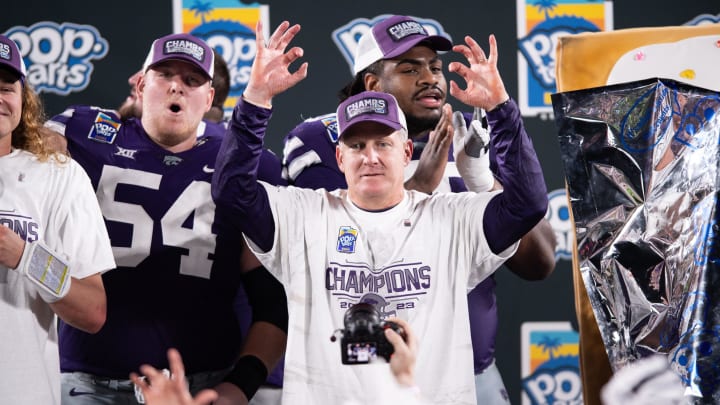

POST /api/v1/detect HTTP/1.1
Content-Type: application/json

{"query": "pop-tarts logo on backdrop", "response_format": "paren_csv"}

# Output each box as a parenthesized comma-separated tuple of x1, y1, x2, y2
(521, 322, 582, 405)
(516, 0, 613, 119)
(4, 22, 108, 95)
(546, 189, 572, 262)
(332, 15, 451, 75)
(685, 13, 720, 26)
(173, 0, 268, 118)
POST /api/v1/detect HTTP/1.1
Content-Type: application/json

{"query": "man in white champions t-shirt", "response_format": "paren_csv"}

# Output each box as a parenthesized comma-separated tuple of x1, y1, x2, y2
(0, 34, 115, 405)
(212, 21, 548, 405)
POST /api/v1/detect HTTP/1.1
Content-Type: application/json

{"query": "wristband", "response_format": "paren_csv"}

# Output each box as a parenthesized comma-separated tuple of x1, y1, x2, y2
(18, 241, 72, 303)
(222, 355, 268, 400)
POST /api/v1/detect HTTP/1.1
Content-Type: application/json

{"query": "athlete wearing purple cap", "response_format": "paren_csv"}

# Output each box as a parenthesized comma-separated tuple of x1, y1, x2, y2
(44, 33, 288, 405)
(282, 15, 556, 405)
(211, 20, 548, 404)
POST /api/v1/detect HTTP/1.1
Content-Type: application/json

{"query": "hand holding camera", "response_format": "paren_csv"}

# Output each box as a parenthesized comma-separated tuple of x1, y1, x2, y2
(331, 303, 408, 365)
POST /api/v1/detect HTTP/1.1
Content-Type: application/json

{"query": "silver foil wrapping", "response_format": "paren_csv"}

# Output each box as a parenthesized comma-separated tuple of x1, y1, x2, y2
(552, 78, 720, 402)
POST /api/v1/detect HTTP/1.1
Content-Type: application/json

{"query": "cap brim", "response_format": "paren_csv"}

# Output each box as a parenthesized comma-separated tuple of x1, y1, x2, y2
(383, 34, 453, 59)
(339, 117, 403, 139)
(145, 56, 213, 80)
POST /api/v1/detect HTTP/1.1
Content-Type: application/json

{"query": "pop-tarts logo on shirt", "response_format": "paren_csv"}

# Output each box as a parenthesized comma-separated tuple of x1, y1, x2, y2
(88, 112, 120, 144)
(337, 226, 358, 253)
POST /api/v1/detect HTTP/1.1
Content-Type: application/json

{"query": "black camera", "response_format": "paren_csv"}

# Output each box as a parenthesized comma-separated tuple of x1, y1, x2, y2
(331, 302, 405, 365)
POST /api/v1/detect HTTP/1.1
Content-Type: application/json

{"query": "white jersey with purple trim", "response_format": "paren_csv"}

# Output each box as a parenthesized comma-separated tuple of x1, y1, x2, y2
(0, 149, 115, 405)
(248, 184, 517, 405)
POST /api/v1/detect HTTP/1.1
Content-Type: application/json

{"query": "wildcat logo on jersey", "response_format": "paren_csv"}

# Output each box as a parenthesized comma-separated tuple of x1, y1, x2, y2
(516, 0, 612, 118)
(163, 156, 183, 166)
(4, 22, 108, 96)
(88, 112, 120, 144)
(174, 1, 268, 118)
(332, 15, 451, 74)
(521, 322, 582, 405)
(336, 226, 358, 253)
(545, 189, 572, 262)
(0, 212, 40, 243)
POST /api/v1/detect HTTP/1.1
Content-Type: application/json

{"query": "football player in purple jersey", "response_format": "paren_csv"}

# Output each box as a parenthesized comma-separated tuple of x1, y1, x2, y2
(282, 15, 556, 405)
(212, 19, 548, 405)
(44, 33, 287, 405)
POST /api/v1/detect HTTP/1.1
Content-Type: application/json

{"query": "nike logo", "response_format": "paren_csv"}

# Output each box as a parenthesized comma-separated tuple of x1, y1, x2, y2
(202, 165, 215, 173)
(68, 388, 96, 396)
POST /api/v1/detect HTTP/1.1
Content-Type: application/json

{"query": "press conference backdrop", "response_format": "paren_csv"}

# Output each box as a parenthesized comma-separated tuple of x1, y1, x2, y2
(3, 1, 716, 403)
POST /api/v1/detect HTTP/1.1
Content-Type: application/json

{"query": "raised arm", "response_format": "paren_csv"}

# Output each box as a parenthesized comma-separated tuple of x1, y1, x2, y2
(211, 20, 307, 251)
(449, 34, 548, 254)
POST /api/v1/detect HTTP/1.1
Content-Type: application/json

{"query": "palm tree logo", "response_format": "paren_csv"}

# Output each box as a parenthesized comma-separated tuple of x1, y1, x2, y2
(190, 0, 214, 24)
(534, 0, 557, 20)
(537, 335, 561, 360)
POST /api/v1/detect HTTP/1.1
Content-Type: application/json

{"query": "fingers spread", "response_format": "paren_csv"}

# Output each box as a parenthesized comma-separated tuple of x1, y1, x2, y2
(167, 348, 186, 382)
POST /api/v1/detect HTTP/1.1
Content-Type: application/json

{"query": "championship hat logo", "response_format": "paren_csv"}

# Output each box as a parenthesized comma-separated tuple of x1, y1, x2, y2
(345, 98, 388, 121)
(0, 43, 11, 61)
(336, 226, 358, 253)
(163, 38, 206, 62)
(386, 21, 426, 41)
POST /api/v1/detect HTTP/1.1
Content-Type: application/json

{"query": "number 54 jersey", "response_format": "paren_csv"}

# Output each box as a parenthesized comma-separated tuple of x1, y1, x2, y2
(46, 106, 255, 377)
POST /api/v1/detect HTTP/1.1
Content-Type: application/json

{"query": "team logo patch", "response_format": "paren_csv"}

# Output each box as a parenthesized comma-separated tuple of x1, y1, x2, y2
(87, 112, 120, 144)
(386, 20, 427, 41)
(164, 38, 205, 62)
(322, 116, 339, 143)
(163, 156, 183, 166)
(345, 98, 387, 121)
(336, 226, 358, 253)
(0, 42, 12, 62)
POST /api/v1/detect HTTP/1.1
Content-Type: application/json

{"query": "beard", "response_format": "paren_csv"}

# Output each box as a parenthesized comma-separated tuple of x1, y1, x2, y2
(405, 113, 440, 139)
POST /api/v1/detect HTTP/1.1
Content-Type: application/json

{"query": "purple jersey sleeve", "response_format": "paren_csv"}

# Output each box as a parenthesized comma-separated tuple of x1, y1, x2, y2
(282, 114, 347, 190)
(483, 99, 548, 253)
(212, 100, 275, 252)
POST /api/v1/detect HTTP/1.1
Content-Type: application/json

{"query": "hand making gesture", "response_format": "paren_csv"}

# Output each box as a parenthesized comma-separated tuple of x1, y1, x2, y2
(243, 20, 308, 107)
(448, 34, 510, 111)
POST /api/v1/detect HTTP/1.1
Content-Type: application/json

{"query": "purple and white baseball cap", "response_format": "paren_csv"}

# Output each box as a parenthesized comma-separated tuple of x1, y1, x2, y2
(337, 91, 407, 139)
(143, 33, 214, 80)
(0, 35, 26, 82)
(353, 15, 453, 74)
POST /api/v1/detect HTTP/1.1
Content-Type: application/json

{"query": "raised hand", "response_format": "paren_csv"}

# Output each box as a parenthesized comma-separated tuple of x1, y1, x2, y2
(244, 20, 308, 107)
(130, 349, 218, 405)
(405, 103, 454, 193)
(448, 34, 509, 111)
